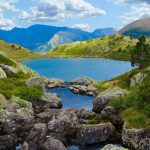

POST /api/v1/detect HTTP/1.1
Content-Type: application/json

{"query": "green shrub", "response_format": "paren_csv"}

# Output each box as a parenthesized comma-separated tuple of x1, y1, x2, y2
(0, 77, 43, 101)
(0, 54, 16, 67)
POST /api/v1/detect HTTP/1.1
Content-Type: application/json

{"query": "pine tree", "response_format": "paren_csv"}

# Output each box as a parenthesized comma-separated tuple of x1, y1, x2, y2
(131, 35, 150, 69)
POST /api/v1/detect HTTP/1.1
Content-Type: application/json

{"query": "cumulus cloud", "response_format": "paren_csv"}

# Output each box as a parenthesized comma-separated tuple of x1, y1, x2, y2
(19, 0, 106, 22)
(0, 0, 19, 12)
(112, 0, 150, 4)
(0, 14, 15, 30)
(72, 23, 90, 31)
(120, 3, 150, 24)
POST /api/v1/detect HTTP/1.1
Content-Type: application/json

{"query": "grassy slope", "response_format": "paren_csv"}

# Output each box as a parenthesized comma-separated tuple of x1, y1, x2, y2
(49, 34, 137, 61)
(92, 68, 150, 128)
(0, 39, 49, 62)
(0, 40, 44, 103)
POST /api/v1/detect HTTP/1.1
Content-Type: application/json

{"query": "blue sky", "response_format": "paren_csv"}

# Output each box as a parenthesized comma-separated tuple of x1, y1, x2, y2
(0, 0, 150, 31)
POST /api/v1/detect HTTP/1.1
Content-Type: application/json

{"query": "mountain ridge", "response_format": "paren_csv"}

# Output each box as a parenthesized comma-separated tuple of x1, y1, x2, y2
(0, 25, 116, 52)
(118, 18, 150, 38)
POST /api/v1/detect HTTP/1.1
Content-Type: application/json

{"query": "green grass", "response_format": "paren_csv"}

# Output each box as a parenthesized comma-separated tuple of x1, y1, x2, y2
(0, 54, 17, 67)
(0, 75, 43, 102)
(49, 34, 137, 61)
(109, 73, 150, 128)
(0, 39, 50, 62)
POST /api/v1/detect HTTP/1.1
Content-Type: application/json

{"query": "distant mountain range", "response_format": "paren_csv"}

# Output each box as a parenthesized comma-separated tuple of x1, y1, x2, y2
(0, 25, 116, 53)
(118, 18, 150, 38)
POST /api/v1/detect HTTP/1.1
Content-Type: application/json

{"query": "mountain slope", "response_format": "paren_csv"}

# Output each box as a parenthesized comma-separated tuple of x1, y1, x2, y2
(118, 18, 150, 38)
(50, 34, 137, 61)
(0, 25, 116, 52)
(0, 39, 47, 62)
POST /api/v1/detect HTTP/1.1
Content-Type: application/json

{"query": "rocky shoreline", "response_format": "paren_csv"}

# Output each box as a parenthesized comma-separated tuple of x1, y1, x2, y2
(0, 61, 150, 150)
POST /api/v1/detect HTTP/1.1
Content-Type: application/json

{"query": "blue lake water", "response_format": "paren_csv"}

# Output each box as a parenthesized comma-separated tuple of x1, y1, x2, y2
(23, 58, 134, 81)
(46, 87, 93, 110)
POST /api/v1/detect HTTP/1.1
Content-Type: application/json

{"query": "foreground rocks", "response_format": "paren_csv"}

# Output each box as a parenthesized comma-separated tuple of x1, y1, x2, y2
(33, 93, 62, 113)
(101, 106, 123, 129)
(75, 123, 115, 145)
(102, 144, 128, 150)
(122, 125, 150, 150)
(93, 87, 128, 113)
(0, 134, 18, 150)
(40, 136, 66, 150)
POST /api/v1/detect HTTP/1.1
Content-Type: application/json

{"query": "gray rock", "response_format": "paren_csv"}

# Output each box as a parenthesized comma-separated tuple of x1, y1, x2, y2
(72, 88, 80, 94)
(76, 123, 115, 145)
(21, 141, 38, 150)
(26, 76, 46, 87)
(34, 93, 62, 113)
(17, 64, 38, 77)
(130, 73, 147, 87)
(36, 109, 61, 123)
(0, 64, 19, 74)
(0, 134, 18, 149)
(78, 108, 95, 120)
(45, 78, 65, 89)
(139, 138, 150, 150)
(73, 77, 95, 86)
(0, 67, 7, 78)
(0, 97, 34, 134)
(102, 144, 128, 150)
(26, 123, 48, 144)
(48, 110, 78, 136)
(87, 86, 97, 92)
(93, 87, 128, 113)
(101, 106, 123, 128)
(40, 137, 66, 150)
(122, 125, 150, 150)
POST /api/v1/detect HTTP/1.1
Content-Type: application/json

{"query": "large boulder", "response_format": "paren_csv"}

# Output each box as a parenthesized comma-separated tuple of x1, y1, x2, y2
(77, 108, 96, 120)
(0, 64, 19, 74)
(0, 67, 7, 78)
(26, 76, 46, 87)
(76, 123, 115, 145)
(101, 106, 123, 128)
(45, 78, 65, 89)
(122, 125, 150, 150)
(72, 77, 95, 86)
(40, 137, 66, 150)
(17, 64, 38, 77)
(26, 123, 48, 144)
(0, 97, 34, 134)
(0, 134, 18, 150)
(102, 144, 128, 150)
(36, 109, 61, 123)
(33, 93, 62, 113)
(93, 87, 128, 113)
(130, 73, 147, 87)
(48, 110, 78, 137)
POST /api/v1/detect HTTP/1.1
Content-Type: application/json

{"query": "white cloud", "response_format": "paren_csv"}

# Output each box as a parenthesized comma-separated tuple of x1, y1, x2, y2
(19, 0, 106, 22)
(0, 14, 15, 30)
(112, 0, 150, 4)
(120, 3, 150, 24)
(72, 23, 90, 31)
(0, 0, 19, 12)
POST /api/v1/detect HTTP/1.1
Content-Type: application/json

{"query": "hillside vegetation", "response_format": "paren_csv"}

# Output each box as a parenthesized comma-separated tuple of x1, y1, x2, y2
(91, 35, 150, 128)
(50, 34, 137, 61)
(0, 39, 48, 62)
